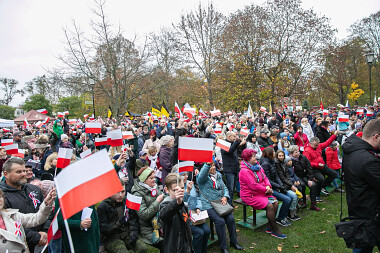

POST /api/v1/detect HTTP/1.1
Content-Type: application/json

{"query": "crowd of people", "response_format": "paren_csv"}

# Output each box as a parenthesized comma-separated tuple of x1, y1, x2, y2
(0, 103, 379, 253)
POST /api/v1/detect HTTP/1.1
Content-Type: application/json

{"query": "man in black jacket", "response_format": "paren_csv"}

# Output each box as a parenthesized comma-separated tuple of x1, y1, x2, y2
(221, 132, 245, 205)
(342, 119, 380, 251)
(0, 157, 52, 252)
(97, 184, 147, 253)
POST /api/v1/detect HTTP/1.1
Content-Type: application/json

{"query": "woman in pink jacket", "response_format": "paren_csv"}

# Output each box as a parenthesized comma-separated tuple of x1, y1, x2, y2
(239, 149, 287, 239)
(294, 126, 309, 152)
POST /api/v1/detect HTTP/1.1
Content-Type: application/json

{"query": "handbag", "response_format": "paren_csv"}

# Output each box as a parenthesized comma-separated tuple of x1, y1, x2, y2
(198, 183, 233, 217)
(335, 216, 380, 248)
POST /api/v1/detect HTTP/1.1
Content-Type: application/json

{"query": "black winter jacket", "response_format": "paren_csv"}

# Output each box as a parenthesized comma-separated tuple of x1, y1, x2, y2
(0, 181, 52, 251)
(159, 197, 193, 253)
(97, 197, 139, 245)
(291, 154, 314, 180)
(315, 125, 330, 143)
(221, 140, 241, 174)
(260, 157, 283, 190)
(257, 137, 271, 148)
(274, 159, 293, 190)
(342, 134, 380, 219)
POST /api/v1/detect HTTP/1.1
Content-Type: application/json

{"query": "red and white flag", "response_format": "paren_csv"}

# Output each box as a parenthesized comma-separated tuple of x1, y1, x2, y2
(216, 139, 231, 152)
(63, 111, 69, 116)
(1, 139, 13, 146)
(83, 114, 89, 119)
(260, 107, 266, 112)
(240, 129, 250, 136)
(110, 129, 123, 147)
(199, 108, 207, 118)
(323, 109, 329, 116)
(54, 149, 123, 219)
(85, 122, 101, 134)
(68, 119, 77, 125)
(319, 101, 324, 110)
(57, 112, 65, 118)
(183, 108, 196, 118)
(367, 111, 374, 117)
(338, 115, 349, 122)
(4, 144, 18, 155)
(178, 161, 194, 173)
(57, 148, 73, 169)
(23, 118, 29, 129)
(126, 193, 142, 211)
(95, 137, 108, 147)
(175, 101, 183, 119)
(47, 210, 60, 243)
(122, 131, 134, 140)
(178, 137, 213, 163)
(35, 121, 44, 128)
(214, 127, 222, 134)
(44, 117, 49, 124)
(2, 128, 10, 133)
(17, 149, 25, 158)
(210, 109, 221, 117)
(227, 123, 235, 132)
(89, 114, 95, 121)
(37, 108, 48, 114)
(80, 149, 92, 159)
(356, 109, 364, 115)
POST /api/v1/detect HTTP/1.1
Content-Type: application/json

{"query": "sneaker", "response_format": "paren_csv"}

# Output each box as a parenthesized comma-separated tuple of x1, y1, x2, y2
(292, 214, 301, 221)
(265, 227, 272, 234)
(321, 188, 330, 195)
(276, 218, 291, 227)
(316, 196, 323, 202)
(271, 231, 287, 239)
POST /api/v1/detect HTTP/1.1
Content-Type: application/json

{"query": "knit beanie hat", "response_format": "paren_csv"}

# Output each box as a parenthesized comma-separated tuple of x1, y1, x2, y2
(138, 167, 154, 183)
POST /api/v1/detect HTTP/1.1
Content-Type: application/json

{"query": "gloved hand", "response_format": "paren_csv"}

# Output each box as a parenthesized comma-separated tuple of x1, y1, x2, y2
(117, 216, 128, 227)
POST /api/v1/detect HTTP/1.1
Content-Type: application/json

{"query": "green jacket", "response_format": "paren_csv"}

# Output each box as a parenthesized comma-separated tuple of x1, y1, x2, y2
(131, 179, 163, 244)
(55, 199, 100, 253)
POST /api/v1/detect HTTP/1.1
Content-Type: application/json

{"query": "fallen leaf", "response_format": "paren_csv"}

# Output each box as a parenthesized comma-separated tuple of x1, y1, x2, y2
(326, 220, 331, 223)
(251, 243, 257, 245)
(250, 247, 254, 249)
(322, 208, 326, 211)
(320, 231, 326, 234)
(236, 229, 240, 232)
(277, 246, 282, 252)
(278, 243, 285, 246)
(293, 245, 299, 248)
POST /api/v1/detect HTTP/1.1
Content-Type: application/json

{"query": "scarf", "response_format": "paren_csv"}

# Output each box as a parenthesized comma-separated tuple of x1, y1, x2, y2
(209, 173, 218, 189)
(149, 154, 158, 169)
(243, 160, 264, 182)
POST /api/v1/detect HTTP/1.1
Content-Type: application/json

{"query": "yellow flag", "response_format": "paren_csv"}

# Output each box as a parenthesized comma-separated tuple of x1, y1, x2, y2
(152, 103, 162, 117)
(108, 106, 112, 119)
(125, 110, 134, 120)
(161, 101, 170, 118)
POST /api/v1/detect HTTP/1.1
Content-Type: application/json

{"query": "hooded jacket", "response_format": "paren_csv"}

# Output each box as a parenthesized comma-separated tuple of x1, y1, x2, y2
(159, 196, 193, 253)
(342, 134, 380, 219)
(221, 139, 241, 174)
(303, 135, 336, 169)
(0, 181, 51, 251)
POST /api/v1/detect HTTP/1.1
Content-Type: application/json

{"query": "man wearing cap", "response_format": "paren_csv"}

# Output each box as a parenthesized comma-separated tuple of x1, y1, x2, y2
(257, 130, 271, 149)
(13, 131, 30, 161)
(255, 118, 269, 134)
(135, 150, 149, 174)
(267, 114, 280, 130)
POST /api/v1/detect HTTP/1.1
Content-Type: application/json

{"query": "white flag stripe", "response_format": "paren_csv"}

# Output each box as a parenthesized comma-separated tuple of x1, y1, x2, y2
(127, 192, 142, 204)
(178, 137, 213, 151)
(85, 122, 101, 128)
(80, 149, 92, 159)
(58, 148, 73, 159)
(95, 137, 108, 142)
(217, 139, 231, 148)
(56, 149, 114, 196)
(4, 144, 18, 150)
(111, 130, 122, 139)
(178, 161, 195, 167)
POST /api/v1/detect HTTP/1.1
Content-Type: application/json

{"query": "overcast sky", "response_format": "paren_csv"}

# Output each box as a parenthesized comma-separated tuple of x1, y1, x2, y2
(0, 0, 379, 106)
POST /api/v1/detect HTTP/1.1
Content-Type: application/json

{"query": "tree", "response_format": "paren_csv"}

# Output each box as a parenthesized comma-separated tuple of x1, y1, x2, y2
(0, 105, 16, 119)
(175, 3, 225, 108)
(23, 95, 52, 114)
(0, 78, 24, 105)
(56, 96, 82, 118)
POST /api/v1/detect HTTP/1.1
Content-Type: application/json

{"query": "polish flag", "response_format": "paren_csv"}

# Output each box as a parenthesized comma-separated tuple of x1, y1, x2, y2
(17, 149, 25, 158)
(95, 137, 108, 146)
(183, 108, 196, 118)
(35, 121, 44, 128)
(72, 131, 77, 136)
(178, 161, 194, 173)
(110, 129, 123, 147)
(4, 144, 18, 155)
(68, 119, 77, 125)
(122, 131, 134, 140)
(83, 114, 89, 119)
(126, 193, 142, 211)
(210, 109, 221, 117)
(338, 115, 349, 122)
(366, 111, 374, 117)
(37, 108, 48, 114)
(216, 139, 231, 152)
(178, 137, 213, 163)
(2, 128, 10, 133)
(199, 108, 208, 118)
(23, 118, 29, 129)
(175, 101, 183, 119)
(89, 114, 95, 121)
(85, 122, 101, 133)
(80, 149, 92, 159)
(47, 210, 60, 243)
(319, 101, 324, 110)
(1, 139, 13, 146)
(323, 109, 329, 116)
(63, 111, 69, 116)
(240, 129, 250, 136)
(57, 148, 73, 169)
(260, 107, 266, 112)
(214, 127, 222, 134)
(54, 149, 123, 219)
(44, 117, 49, 124)
(227, 124, 235, 132)
(57, 112, 65, 118)
(356, 109, 364, 115)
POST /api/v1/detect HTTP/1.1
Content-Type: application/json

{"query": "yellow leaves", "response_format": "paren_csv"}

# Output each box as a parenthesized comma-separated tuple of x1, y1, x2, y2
(348, 82, 365, 102)
(351, 81, 359, 90)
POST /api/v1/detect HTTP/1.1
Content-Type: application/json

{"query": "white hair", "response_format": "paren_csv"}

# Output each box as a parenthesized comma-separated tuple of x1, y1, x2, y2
(159, 135, 174, 146)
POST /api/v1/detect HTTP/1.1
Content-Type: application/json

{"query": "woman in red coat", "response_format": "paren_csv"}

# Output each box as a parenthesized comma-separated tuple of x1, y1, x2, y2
(325, 141, 344, 192)
(294, 126, 309, 153)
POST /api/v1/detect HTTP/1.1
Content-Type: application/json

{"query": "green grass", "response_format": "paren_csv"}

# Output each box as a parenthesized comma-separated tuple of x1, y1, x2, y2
(208, 191, 379, 253)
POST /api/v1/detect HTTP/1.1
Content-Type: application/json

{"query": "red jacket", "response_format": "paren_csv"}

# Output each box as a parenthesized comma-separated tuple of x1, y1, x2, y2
(303, 135, 336, 169)
(294, 132, 309, 149)
(325, 147, 341, 170)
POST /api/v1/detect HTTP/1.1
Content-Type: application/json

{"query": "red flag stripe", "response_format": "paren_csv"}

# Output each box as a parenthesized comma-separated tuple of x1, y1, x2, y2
(216, 140, 231, 152)
(178, 149, 213, 163)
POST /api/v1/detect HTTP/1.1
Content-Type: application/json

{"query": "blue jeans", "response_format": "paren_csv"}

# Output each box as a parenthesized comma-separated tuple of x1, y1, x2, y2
(225, 173, 237, 205)
(272, 190, 292, 220)
(49, 237, 64, 253)
(207, 208, 237, 250)
(353, 246, 376, 253)
(286, 190, 298, 210)
(191, 222, 211, 253)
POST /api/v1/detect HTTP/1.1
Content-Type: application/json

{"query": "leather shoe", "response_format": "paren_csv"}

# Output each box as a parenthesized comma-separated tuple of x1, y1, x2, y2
(221, 249, 229, 253)
(231, 243, 244, 250)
